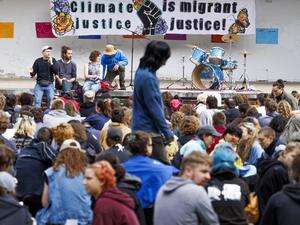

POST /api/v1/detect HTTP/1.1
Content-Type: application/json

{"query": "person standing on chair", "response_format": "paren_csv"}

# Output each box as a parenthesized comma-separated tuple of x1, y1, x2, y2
(30, 46, 56, 107)
(101, 44, 128, 90)
(54, 46, 77, 92)
(132, 41, 174, 164)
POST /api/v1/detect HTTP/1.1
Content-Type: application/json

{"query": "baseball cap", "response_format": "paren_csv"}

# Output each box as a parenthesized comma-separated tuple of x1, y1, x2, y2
(60, 139, 85, 153)
(197, 126, 221, 137)
(42, 46, 52, 52)
(84, 90, 95, 99)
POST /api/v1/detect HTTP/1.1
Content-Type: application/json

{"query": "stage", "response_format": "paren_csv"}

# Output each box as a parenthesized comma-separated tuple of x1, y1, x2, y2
(109, 87, 265, 101)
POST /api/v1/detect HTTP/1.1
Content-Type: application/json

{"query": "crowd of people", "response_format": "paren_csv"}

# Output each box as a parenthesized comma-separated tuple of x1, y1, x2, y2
(0, 41, 300, 225)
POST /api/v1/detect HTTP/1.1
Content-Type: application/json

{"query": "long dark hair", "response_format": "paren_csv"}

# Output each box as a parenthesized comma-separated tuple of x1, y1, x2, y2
(139, 41, 171, 72)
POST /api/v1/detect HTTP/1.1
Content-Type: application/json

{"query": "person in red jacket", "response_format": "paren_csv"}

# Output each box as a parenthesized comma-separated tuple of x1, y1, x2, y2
(83, 160, 140, 225)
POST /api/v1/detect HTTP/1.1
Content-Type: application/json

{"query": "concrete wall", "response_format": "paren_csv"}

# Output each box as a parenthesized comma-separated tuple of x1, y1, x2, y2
(0, 0, 300, 82)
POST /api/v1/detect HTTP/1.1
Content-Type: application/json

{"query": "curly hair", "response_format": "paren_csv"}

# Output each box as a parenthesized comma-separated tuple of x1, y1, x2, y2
(90, 161, 116, 190)
(69, 122, 88, 143)
(0, 94, 6, 110)
(179, 104, 197, 116)
(52, 123, 75, 146)
(180, 116, 200, 135)
(162, 91, 173, 106)
(31, 107, 44, 123)
(124, 131, 150, 156)
(278, 100, 292, 119)
(170, 111, 185, 131)
(53, 148, 87, 178)
(233, 94, 249, 106)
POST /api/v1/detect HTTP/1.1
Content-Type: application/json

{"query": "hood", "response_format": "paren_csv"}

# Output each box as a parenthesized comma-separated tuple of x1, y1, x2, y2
(101, 187, 135, 209)
(48, 109, 68, 117)
(81, 102, 95, 109)
(20, 139, 57, 162)
(258, 159, 286, 177)
(0, 195, 24, 220)
(118, 173, 142, 191)
(161, 176, 194, 194)
(283, 184, 300, 204)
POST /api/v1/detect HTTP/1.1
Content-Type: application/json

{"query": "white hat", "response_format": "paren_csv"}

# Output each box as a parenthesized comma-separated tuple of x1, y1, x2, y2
(197, 92, 208, 103)
(60, 139, 85, 153)
(84, 90, 95, 99)
(0, 172, 17, 192)
(42, 46, 52, 52)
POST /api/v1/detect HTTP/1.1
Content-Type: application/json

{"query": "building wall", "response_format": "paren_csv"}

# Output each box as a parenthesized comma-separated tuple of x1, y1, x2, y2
(0, 0, 299, 82)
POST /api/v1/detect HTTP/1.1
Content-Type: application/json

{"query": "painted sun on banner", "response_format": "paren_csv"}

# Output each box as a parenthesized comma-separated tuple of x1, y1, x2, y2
(50, 0, 256, 37)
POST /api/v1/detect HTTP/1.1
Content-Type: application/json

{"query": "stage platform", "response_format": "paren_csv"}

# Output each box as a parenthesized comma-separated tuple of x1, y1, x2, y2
(109, 88, 266, 101)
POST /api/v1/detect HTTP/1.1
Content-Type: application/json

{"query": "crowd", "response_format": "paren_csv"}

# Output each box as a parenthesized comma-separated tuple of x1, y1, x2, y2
(0, 41, 300, 225)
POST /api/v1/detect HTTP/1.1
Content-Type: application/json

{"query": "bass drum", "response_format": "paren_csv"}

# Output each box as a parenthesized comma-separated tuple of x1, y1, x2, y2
(192, 63, 224, 89)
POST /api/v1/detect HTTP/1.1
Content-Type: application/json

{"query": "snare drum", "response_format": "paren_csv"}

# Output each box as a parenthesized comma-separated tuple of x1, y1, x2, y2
(222, 60, 238, 70)
(190, 47, 207, 65)
(209, 47, 225, 66)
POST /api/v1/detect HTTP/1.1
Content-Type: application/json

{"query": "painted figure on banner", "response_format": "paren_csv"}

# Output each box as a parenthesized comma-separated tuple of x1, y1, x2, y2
(51, 0, 74, 36)
(229, 8, 250, 34)
(133, 0, 167, 35)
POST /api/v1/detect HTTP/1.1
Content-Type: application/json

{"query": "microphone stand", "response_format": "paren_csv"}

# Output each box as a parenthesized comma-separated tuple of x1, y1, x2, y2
(121, 27, 151, 88)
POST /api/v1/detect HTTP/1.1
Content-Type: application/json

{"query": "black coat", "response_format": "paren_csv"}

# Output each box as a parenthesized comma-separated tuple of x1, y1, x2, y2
(80, 101, 96, 117)
(206, 171, 250, 225)
(256, 159, 290, 216)
(0, 195, 32, 225)
(15, 140, 57, 215)
(261, 183, 300, 225)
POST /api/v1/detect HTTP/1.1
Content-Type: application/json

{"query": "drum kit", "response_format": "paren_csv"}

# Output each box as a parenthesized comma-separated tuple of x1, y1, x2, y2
(189, 34, 251, 90)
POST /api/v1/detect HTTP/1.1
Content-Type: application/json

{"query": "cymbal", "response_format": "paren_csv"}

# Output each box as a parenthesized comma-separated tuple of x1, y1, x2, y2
(221, 34, 240, 43)
(185, 44, 197, 48)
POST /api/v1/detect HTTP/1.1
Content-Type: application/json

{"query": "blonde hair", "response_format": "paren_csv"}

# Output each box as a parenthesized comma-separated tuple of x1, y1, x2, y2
(170, 111, 185, 131)
(15, 115, 36, 137)
(278, 100, 292, 119)
(123, 107, 132, 127)
(237, 122, 258, 162)
(52, 123, 75, 146)
(0, 94, 6, 110)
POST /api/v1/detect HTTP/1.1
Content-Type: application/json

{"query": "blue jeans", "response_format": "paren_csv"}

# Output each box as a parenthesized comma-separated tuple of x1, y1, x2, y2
(34, 84, 55, 107)
(83, 80, 100, 93)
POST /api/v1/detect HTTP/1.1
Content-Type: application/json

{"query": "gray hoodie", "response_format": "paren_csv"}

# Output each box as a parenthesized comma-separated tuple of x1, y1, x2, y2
(154, 176, 219, 225)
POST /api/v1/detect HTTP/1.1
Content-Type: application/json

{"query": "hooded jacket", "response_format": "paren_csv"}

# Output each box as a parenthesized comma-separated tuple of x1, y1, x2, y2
(154, 176, 219, 225)
(16, 140, 57, 199)
(118, 174, 146, 225)
(0, 195, 33, 225)
(261, 183, 300, 225)
(80, 101, 96, 118)
(84, 113, 110, 131)
(92, 188, 139, 225)
(43, 109, 74, 128)
(256, 159, 290, 216)
(206, 171, 249, 225)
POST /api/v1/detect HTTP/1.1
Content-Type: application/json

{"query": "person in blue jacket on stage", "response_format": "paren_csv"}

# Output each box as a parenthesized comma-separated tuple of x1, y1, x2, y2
(101, 44, 128, 90)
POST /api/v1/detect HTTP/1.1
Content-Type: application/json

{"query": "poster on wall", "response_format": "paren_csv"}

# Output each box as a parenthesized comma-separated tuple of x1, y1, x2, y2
(49, 0, 255, 37)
